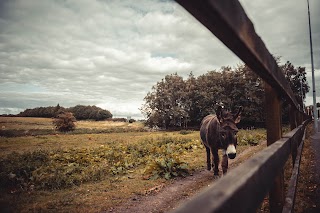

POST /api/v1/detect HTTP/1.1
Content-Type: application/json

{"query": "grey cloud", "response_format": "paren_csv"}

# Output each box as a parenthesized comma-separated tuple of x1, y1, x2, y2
(240, 0, 320, 66)
(1, 0, 319, 116)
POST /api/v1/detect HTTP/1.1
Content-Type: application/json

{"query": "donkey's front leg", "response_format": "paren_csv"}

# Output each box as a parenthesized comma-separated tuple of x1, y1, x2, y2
(212, 151, 220, 176)
(222, 154, 228, 174)
(206, 147, 211, 171)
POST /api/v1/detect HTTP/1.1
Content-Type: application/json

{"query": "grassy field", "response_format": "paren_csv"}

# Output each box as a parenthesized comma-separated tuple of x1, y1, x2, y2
(0, 117, 145, 130)
(0, 117, 266, 212)
(0, 117, 146, 137)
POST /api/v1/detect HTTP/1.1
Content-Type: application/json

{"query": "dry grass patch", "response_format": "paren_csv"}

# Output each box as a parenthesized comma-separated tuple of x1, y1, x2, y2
(76, 120, 144, 129)
(0, 117, 53, 130)
(0, 117, 146, 137)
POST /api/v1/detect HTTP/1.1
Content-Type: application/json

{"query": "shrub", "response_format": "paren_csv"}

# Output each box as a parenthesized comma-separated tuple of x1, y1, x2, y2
(144, 144, 189, 180)
(238, 130, 265, 146)
(128, 119, 136, 123)
(144, 154, 189, 180)
(53, 111, 76, 132)
(243, 134, 259, 146)
(0, 150, 50, 191)
(110, 118, 127, 122)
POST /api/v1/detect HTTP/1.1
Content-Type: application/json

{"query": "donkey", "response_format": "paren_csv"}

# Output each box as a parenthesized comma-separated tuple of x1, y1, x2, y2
(200, 106, 242, 177)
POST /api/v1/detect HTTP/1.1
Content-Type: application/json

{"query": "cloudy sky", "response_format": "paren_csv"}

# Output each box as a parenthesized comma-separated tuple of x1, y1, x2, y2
(0, 0, 319, 119)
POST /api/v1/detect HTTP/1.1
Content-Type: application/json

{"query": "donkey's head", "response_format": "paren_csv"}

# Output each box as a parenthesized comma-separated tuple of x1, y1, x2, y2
(216, 106, 242, 159)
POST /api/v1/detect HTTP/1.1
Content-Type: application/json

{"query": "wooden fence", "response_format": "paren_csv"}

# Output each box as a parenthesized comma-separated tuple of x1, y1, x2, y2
(172, 0, 311, 212)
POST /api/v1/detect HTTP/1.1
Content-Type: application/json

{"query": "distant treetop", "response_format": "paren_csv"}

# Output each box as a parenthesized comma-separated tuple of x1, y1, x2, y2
(16, 104, 113, 121)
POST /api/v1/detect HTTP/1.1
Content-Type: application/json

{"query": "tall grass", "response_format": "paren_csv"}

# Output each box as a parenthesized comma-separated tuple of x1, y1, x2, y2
(0, 117, 266, 193)
(0, 129, 266, 192)
(0, 132, 202, 191)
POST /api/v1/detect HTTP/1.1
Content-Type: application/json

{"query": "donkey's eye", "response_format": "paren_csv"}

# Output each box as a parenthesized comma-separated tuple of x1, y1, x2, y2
(221, 133, 226, 138)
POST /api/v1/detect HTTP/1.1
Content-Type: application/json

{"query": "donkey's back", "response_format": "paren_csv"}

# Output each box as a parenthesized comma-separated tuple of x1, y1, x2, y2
(200, 115, 219, 148)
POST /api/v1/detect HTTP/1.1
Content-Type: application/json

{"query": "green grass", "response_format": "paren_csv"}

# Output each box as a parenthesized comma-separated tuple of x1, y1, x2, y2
(0, 132, 202, 190)
(237, 128, 266, 146)
(0, 117, 267, 212)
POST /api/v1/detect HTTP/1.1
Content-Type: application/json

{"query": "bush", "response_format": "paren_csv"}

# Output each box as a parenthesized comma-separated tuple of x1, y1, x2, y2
(144, 153, 189, 180)
(238, 130, 265, 146)
(241, 134, 259, 146)
(52, 111, 76, 132)
(0, 150, 50, 191)
(128, 119, 136, 123)
(110, 118, 127, 122)
(0, 149, 111, 191)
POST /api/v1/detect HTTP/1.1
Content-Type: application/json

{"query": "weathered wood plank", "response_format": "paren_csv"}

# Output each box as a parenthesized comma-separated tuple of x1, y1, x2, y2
(265, 83, 282, 146)
(175, 0, 299, 110)
(265, 83, 284, 212)
(289, 106, 298, 130)
(282, 130, 306, 213)
(283, 121, 308, 166)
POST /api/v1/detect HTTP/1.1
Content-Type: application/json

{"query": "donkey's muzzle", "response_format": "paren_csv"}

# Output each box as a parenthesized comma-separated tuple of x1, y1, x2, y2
(226, 144, 237, 159)
(227, 153, 236, 159)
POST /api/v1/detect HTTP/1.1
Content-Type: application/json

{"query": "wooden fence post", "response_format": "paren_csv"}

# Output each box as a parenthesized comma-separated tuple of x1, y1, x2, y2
(289, 106, 298, 166)
(298, 112, 303, 126)
(265, 83, 284, 213)
(289, 105, 297, 130)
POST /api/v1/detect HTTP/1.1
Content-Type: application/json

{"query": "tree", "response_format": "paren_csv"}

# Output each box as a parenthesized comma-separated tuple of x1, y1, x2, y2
(232, 64, 265, 125)
(68, 105, 112, 120)
(141, 68, 264, 128)
(191, 70, 225, 122)
(184, 72, 201, 126)
(52, 111, 76, 132)
(141, 73, 188, 129)
(281, 61, 309, 108)
(141, 60, 308, 128)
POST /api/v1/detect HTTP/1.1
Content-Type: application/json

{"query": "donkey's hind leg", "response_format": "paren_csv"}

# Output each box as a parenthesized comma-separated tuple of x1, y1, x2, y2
(206, 147, 211, 171)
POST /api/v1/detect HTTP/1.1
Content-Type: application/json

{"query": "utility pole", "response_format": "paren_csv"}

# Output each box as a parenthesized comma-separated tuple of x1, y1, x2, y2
(307, 0, 318, 132)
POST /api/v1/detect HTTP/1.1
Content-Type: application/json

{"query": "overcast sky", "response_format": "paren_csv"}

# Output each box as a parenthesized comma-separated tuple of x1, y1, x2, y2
(0, 0, 319, 119)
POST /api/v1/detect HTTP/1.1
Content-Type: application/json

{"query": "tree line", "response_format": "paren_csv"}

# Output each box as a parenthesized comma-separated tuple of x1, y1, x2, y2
(141, 61, 309, 129)
(16, 104, 113, 121)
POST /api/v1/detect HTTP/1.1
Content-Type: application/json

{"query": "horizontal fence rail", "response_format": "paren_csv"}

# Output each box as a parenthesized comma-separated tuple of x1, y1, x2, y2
(175, 0, 300, 111)
(282, 129, 306, 213)
(171, 121, 309, 213)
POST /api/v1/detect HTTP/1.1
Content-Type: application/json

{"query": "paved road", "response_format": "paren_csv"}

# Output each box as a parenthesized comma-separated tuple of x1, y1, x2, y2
(310, 120, 320, 211)
(310, 120, 320, 176)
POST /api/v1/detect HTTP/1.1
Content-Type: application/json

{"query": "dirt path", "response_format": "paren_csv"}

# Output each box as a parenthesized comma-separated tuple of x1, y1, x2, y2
(109, 141, 267, 213)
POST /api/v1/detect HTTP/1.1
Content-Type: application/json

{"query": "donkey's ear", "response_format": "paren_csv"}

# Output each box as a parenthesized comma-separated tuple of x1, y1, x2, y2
(234, 106, 243, 124)
(216, 106, 223, 122)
